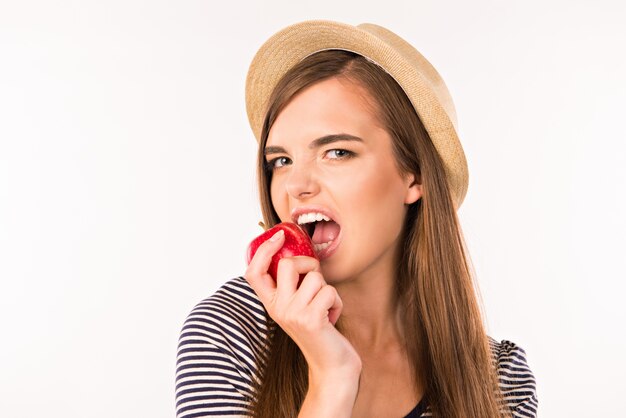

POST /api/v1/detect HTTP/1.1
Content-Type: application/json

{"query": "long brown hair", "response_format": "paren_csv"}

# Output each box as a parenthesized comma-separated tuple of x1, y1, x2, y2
(248, 49, 511, 417)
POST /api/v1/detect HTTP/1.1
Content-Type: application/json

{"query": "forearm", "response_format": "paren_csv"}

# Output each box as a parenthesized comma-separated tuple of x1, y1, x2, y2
(298, 374, 360, 418)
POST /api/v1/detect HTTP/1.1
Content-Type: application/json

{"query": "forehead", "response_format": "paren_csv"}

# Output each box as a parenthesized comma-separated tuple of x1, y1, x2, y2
(266, 77, 384, 146)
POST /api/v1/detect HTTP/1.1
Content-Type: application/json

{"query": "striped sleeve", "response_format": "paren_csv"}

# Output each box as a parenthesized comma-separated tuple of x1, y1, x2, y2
(489, 337, 539, 417)
(175, 277, 270, 418)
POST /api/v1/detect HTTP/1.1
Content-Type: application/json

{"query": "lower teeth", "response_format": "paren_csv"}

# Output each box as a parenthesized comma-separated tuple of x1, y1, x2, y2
(313, 241, 333, 253)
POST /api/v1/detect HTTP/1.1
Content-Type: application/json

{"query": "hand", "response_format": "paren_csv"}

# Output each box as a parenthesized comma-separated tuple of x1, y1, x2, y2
(244, 230, 362, 380)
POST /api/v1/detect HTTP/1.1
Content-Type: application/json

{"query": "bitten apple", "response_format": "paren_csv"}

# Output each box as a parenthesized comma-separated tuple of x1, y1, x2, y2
(246, 222, 318, 286)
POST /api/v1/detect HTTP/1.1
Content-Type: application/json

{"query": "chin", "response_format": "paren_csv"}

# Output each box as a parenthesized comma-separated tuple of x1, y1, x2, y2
(319, 263, 353, 285)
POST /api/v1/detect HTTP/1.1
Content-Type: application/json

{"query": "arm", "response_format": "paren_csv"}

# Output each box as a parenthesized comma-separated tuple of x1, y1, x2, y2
(245, 233, 363, 417)
(299, 366, 361, 418)
(175, 278, 268, 418)
(176, 341, 253, 417)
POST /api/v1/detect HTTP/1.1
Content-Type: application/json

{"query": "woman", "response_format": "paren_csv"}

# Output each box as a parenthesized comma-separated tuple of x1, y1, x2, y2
(176, 20, 538, 418)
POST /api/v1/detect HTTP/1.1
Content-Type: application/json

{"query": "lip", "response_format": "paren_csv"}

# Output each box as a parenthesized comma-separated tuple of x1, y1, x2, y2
(290, 205, 342, 261)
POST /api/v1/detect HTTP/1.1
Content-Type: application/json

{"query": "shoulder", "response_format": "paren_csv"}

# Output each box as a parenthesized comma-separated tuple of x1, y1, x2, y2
(186, 276, 269, 338)
(178, 276, 270, 369)
(487, 335, 539, 417)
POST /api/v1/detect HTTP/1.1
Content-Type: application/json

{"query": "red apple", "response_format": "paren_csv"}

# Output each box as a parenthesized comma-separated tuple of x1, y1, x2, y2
(246, 222, 318, 286)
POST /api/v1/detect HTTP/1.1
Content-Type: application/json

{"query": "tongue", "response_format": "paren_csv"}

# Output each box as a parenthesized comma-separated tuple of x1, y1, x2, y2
(311, 220, 340, 244)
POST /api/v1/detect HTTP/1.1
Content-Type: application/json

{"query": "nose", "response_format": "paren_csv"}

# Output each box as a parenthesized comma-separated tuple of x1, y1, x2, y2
(285, 162, 320, 199)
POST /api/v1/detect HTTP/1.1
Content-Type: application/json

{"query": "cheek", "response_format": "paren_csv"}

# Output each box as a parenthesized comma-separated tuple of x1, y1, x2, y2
(269, 180, 277, 206)
(341, 164, 407, 241)
(344, 163, 405, 210)
(269, 177, 289, 221)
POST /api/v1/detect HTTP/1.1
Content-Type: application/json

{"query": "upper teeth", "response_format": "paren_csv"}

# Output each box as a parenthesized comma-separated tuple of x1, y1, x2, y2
(297, 212, 331, 225)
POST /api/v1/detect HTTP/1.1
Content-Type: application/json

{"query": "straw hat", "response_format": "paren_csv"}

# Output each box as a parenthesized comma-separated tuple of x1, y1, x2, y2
(245, 19, 469, 209)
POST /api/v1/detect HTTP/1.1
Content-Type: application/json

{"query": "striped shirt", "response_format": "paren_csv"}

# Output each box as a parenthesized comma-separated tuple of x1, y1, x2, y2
(176, 277, 538, 417)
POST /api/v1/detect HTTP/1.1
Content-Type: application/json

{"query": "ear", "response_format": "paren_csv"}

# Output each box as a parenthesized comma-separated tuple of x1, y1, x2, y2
(404, 172, 422, 205)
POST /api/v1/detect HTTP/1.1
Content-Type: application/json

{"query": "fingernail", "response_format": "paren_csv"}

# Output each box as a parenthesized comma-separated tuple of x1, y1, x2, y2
(270, 230, 284, 242)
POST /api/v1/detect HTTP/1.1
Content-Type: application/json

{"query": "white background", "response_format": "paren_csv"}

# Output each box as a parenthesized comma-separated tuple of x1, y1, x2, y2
(1, 1, 624, 416)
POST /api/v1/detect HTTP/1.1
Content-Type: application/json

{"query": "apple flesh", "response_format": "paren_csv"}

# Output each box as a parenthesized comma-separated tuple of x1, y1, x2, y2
(246, 222, 318, 286)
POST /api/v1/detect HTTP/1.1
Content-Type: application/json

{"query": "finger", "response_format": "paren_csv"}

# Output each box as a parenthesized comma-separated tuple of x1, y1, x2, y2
(244, 230, 285, 303)
(308, 284, 343, 326)
(288, 271, 326, 309)
(275, 256, 321, 301)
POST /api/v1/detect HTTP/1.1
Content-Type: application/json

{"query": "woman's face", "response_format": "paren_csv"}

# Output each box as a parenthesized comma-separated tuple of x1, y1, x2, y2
(265, 77, 422, 282)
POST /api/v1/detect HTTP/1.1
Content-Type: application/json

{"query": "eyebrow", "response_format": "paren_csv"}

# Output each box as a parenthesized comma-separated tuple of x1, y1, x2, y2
(264, 133, 364, 156)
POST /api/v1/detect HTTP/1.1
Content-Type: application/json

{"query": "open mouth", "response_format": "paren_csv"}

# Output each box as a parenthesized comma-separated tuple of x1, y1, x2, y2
(296, 212, 342, 258)
(302, 222, 316, 239)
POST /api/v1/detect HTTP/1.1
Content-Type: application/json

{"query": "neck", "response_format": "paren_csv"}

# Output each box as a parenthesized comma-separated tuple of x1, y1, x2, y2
(334, 261, 405, 354)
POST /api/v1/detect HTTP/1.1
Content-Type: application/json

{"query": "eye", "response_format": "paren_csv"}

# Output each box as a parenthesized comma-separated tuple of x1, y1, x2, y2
(265, 156, 291, 171)
(325, 149, 354, 159)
